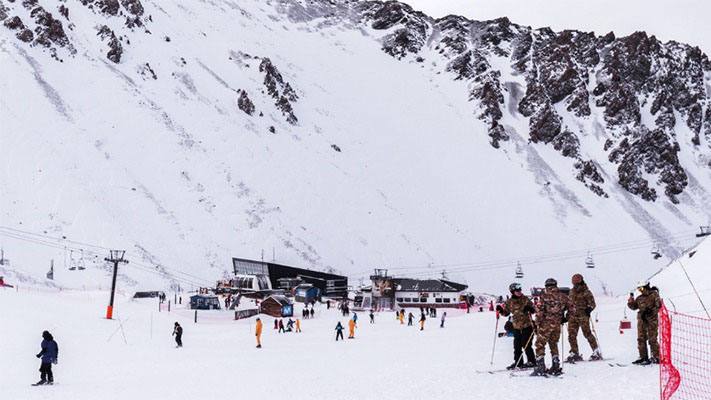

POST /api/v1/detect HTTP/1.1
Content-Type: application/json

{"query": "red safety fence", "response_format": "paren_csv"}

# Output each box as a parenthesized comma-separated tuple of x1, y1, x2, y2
(660, 302, 711, 400)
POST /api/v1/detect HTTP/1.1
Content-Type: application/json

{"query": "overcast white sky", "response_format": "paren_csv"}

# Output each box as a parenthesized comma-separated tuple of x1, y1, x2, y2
(400, 0, 711, 55)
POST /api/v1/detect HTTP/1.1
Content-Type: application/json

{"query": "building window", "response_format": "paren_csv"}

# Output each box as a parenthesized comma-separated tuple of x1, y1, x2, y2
(443, 298, 451, 303)
(420, 298, 427, 303)
(396, 297, 403, 302)
(435, 298, 442, 303)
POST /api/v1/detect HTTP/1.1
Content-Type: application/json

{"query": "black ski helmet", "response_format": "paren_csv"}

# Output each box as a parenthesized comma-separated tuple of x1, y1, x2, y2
(544, 278, 557, 287)
(509, 282, 522, 293)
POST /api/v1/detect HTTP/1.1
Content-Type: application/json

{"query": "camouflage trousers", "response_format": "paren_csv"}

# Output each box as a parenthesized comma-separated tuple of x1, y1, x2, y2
(535, 323, 561, 357)
(638, 318, 659, 359)
(568, 316, 598, 354)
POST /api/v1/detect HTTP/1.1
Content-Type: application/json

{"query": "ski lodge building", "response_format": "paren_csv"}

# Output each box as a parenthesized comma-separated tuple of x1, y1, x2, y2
(367, 269, 468, 310)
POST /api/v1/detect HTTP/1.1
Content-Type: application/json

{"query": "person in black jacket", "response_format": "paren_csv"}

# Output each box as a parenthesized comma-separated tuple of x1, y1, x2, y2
(172, 322, 183, 348)
(35, 330, 58, 385)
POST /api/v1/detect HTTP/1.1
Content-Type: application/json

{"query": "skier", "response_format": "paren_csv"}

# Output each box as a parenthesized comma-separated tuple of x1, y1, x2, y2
(172, 322, 183, 348)
(310, 308, 314, 318)
(566, 274, 602, 362)
(399, 310, 405, 325)
(628, 282, 662, 364)
(335, 322, 344, 341)
(286, 319, 294, 332)
(295, 318, 301, 333)
(274, 319, 278, 330)
(353, 312, 358, 325)
(496, 283, 536, 369)
(278, 319, 285, 333)
(255, 318, 263, 348)
(369, 310, 375, 324)
(419, 313, 426, 331)
(34, 330, 58, 386)
(348, 318, 356, 339)
(407, 312, 414, 326)
(440, 312, 447, 328)
(531, 278, 570, 376)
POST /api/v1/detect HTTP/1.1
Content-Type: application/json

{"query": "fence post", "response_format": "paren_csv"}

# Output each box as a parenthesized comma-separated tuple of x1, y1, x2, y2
(168, 301, 171, 312)
(194, 309, 197, 323)
(234, 311, 238, 321)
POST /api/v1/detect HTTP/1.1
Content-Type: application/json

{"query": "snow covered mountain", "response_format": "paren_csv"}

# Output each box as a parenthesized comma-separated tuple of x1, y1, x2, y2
(1, 0, 710, 294)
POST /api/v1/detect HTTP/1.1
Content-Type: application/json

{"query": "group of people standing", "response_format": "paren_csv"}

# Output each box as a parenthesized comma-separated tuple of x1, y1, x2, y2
(496, 274, 661, 376)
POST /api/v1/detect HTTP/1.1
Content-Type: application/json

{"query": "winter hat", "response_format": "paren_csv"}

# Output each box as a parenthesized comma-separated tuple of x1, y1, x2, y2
(545, 278, 558, 287)
(42, 331, 52, 340)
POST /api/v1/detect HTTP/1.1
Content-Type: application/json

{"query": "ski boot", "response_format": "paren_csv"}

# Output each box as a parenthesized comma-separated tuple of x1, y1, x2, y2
(530, 356, 547, 376)
(565, 351, 583, 363)
(33, 380, 47, 386)
(256, 344, 262, 348)
(589, 348, 603, 361)
(522, 360, 536, 369)
(648, 357, 659, 364)
(548, 356, 563, 375)
(632, 357, 650, 365)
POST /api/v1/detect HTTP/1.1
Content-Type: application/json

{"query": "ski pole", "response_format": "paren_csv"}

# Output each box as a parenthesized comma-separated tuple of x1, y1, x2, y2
(589, 316, 602, 355)
(560, 319, 565, 373)
(490, 311, 500, 365)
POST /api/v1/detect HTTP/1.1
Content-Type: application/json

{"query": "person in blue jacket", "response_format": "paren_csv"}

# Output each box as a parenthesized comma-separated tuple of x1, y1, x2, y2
(335, 322, 344, 341)
(353, 312, 358, 325)
(35, 330, 58, 385)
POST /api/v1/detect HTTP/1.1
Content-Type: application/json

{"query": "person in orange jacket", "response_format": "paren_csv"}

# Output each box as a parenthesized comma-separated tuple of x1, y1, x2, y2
(255, 318, 263, 348)
(399, 310, 405, 325)
(348, 318, 356, 339)
(295, 318, 301, 333)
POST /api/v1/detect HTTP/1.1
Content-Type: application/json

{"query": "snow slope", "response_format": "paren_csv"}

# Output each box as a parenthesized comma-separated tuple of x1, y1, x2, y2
(0, 286, 660, 400)
(0, 0, 710, 295)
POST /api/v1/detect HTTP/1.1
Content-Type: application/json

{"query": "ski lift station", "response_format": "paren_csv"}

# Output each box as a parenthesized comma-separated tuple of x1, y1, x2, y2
(367, 269, 468, 311)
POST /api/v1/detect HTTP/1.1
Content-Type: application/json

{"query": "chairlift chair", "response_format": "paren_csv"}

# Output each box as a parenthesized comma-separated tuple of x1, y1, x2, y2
(697, 226, 711, 238)
(651, 243, 662, 260)
(68, 250, 77, 270)
(514, 262, 524, 279)
(585, 252, 595, 269)
(78, 249, 86, 270)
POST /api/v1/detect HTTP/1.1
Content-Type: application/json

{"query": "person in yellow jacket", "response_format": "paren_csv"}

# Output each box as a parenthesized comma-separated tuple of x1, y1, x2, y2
(399, 310, 405, 325)
(255, 318, 263, 348)
(295, 318, 301, 333)
(348, 318, 356, 339)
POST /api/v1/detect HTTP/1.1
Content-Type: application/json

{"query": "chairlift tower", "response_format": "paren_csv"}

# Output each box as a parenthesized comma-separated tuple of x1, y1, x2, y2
(105, 250, 129, 319)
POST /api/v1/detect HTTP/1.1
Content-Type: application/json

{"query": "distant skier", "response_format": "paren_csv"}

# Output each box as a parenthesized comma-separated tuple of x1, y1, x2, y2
(286, 319, 294, 332)
(353, 312, 358, 325)
(348, 318, 356, 339)
(440, 312, 447, 328)
(496, 283, 536, 369)
(399, 310, 405, 325)
(628, 282, 662, 365)
(172, 322, 183, 348)
(295, 318, 301, 333)
(34, 330, 58, 386)
(566, 274, 601, 362)
(335, 322, 344, 341)
(278, 319, 285, 333)
(310, 308, 314, 318)
(255, 318, 263, 348)
(369, 310, 375, 324)
(531, 278, 569, 376)
(419, 313, 426, 331)
(408, 312, 414, 326)
(274, 319, 278, 330)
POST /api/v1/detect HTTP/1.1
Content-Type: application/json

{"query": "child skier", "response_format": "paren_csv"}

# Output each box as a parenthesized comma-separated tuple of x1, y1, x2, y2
(335, 322, 344, 341)
(34, 331, 58, 386)
(172, 322, 183, 348)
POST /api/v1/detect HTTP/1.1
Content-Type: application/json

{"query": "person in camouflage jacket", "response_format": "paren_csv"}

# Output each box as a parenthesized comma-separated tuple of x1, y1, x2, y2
(532, 278, 571, 376)
(628, 283, 662, 364)
(566, 274, 601, 362)
(496, 283, 536, 369)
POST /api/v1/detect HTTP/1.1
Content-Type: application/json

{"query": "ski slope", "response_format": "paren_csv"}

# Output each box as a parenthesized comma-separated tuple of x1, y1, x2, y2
(0, 287, 658, 400)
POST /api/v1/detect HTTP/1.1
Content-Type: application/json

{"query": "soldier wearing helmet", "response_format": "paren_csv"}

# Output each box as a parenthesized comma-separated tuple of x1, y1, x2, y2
(628, 282, 661, 364)
(566, 273, 601, 362)
(531, 278, 571, 376)
(495, 282, 536, 369)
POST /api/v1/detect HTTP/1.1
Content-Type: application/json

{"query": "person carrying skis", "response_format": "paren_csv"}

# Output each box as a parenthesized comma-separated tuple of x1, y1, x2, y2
(407, 312, 414, 326)
(34, 330, 58, 385)
(628, 282, 662, 364)
(255, 318, 263, 348)
(369, 310, 375, 324)
(335, 322, 344, 341)
(496, 283, 536, 370)
(566, 274, 601, 362)
(172, 322, 183, 348)
(419, 313, 426, 331)
(348, 318, 356, 339)
(531, 278, 570, 376)
(440, 312, 447, 328)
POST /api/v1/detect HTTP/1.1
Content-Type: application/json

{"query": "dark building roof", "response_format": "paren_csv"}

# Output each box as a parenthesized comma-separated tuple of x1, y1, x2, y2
(393, 278, 468, 292)
(232, 257, 348, 297)
(263, 295, 292, 306)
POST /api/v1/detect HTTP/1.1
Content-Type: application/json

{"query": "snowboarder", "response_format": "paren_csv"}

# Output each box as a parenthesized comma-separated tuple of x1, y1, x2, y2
(531, 278, 570, 376)
(419, 313, 426, 331)
(348, 318, 356, 339)
(172, 322, 183, 348)
(496, 283, 536, 369)
(440, 312, 447, 328)
(628, 282, 662, 365)
(255, 318, 263, 348)
(34, 330, 58, 386)
(408, 312, 414, 326)
(369, 310, 375, 324)
(295, 318, 301, 333)
(335, 322, 344, 341)
(566, 274, 601, 362)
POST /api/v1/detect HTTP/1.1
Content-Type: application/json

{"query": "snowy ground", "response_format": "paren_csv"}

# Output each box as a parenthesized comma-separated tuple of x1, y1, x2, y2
(1, 288, 659, 400)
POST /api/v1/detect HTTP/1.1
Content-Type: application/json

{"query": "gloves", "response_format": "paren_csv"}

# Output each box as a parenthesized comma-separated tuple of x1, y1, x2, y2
(53, 358, 58, 365)
(495, 305, 504, 313)
(36, 354, 41, 359)
(585, 307, 593, 316)
(523, 305, 535, 314)
(561, 312, 568, 324)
